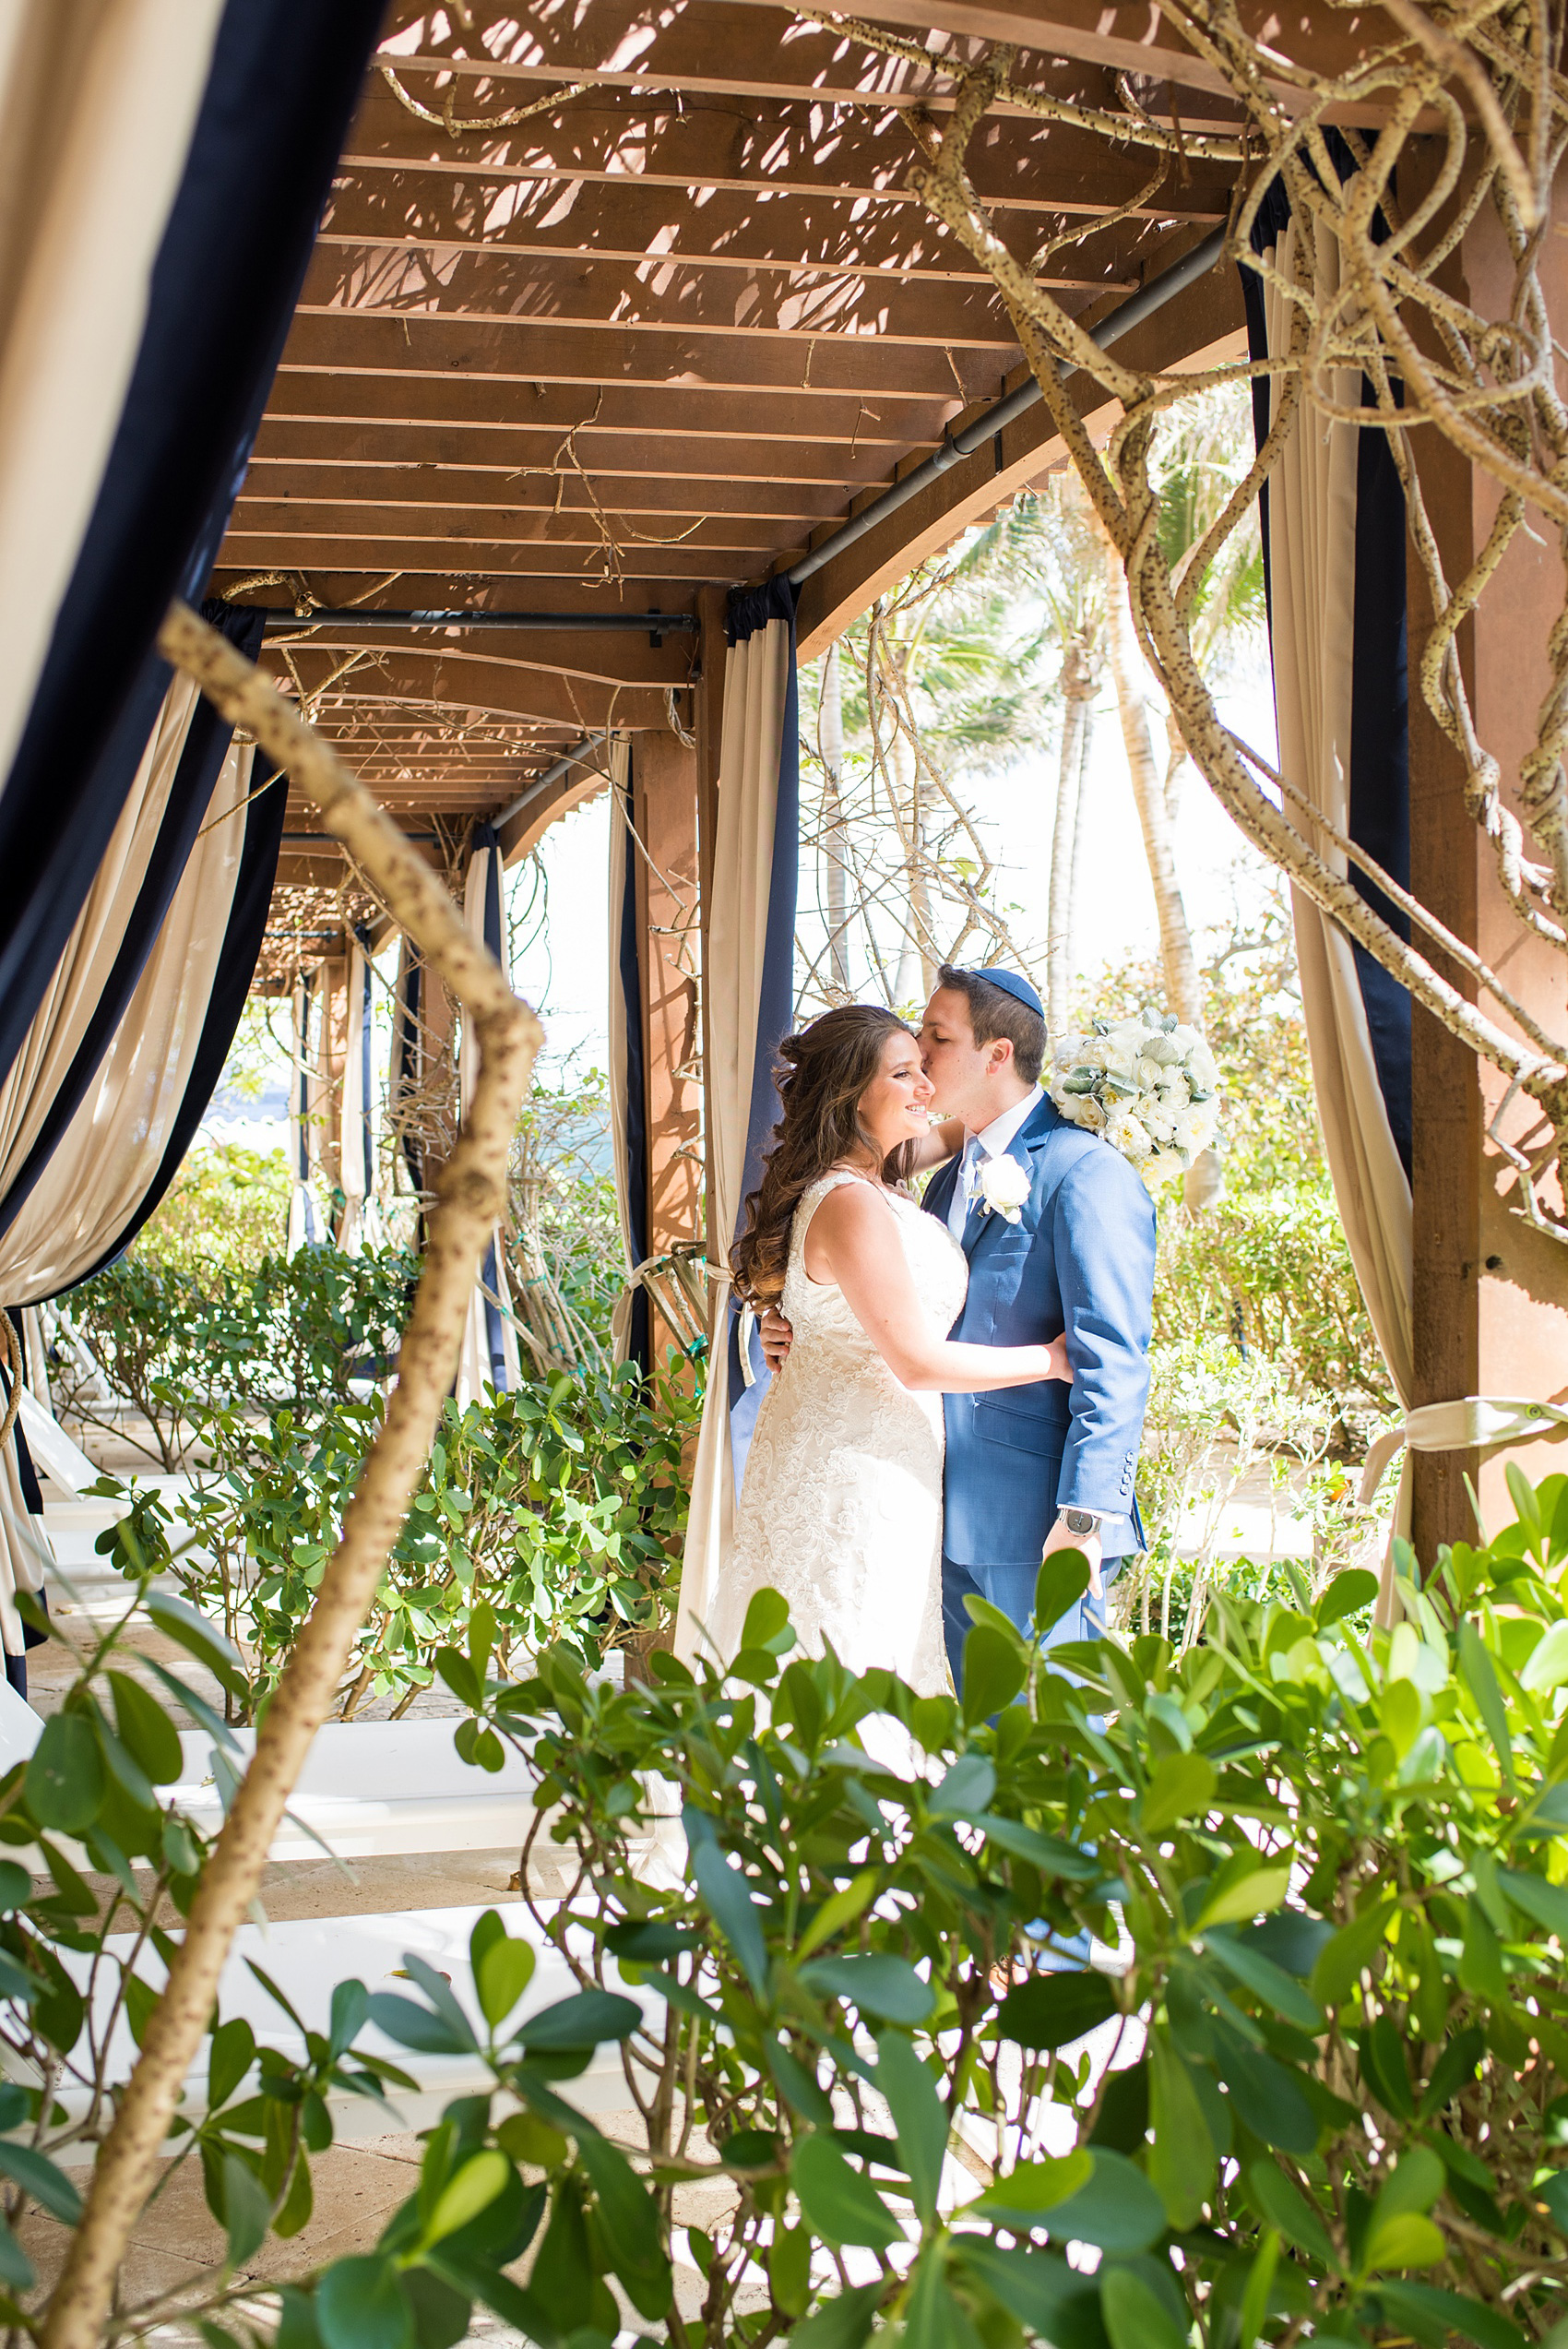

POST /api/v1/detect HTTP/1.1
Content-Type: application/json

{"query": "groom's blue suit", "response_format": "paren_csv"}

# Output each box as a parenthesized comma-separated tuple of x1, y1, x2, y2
(922, 1091, 1157, 1688)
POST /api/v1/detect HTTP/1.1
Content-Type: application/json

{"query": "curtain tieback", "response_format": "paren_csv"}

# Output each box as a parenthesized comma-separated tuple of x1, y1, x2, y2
(1360, 1394, 1568, 1507)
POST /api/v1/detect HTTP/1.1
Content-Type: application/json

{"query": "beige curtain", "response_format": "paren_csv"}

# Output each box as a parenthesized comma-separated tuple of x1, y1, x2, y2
(673, 613, 794, 1666)
(456, 833, 521, 1406)
(339, 935, 370, 1254)
(0, 739, 253, 1300)
(1265, 213, 1414, 1409)
(286, 972, 327, 1254)
(0, 674, 202, 1194)
(0, 0, 223, 790)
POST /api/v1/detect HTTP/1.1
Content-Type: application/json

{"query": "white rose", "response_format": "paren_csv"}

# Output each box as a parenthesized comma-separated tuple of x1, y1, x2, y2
(1135, 1054, 1166, 1089)
(1171, 1105, 1217, 1156)
(1100, 1039, 1139, 1079)
(1187, 1043, 1218, 1089)
(1063, 1095, 1107, 1133)
(979, 1154, 1032, 1223)
(1105, 1110, 1155, 1161)
(1169, 1024, 1202, 1054)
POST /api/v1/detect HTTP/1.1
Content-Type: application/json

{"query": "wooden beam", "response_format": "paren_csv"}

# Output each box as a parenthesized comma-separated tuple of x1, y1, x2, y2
(338, 86, 1235, 212)
(235, 467, 886, 521)
(496, 756, 613, 864)
(794, 237, 1246, 653)
(265, 657, 683, 732)
(252, 626, 696, 690)
(307, 249, 1119, 337)
(230, 505, 803, 552)
(633, 732, 704, 1281)
(258, 370, 959, 447)
(223, 540, 761, 581)
(274, 311, 1017, 402)
(245, 420, 915, 484)
(316, 177, 1219, 268)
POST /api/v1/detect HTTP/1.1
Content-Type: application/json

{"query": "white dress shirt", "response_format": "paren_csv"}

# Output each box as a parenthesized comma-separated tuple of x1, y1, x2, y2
(945, 1089, 1039, 1239)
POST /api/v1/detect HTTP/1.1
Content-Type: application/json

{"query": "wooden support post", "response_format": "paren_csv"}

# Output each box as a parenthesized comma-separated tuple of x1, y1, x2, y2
(696, 585, 729, 1289)
(317, 956, 349, 1208)
(633, 729, 703, 1361)
(1408, 182, 1568, 1553)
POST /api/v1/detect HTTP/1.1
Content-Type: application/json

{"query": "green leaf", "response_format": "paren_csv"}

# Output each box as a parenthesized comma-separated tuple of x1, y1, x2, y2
(1032, 2150, 1167, 2253)
(1246, 2160, 1337, 2271)
(1036, 1548, 1091, 1637)
(877, 2034, 947, 2225)
(425, 2152, 509, 2247)
(0, 2140, 81, 2224)
(1200, 1929, 1324, 2033)
(684, 1806, 768, 1999)
(25, 1712, 102, 1832)
(1376, 2283, 1527, 2349)
(791, 2134, 901, 2250)
(974, 1816, 1102, 1879)
(1195, 1863, 1293, 1930)
(1362, 2212, 1446, 2271)
(363, 1995, 471, 2057)
(1310, 1900, 1396, 2010)
(208, 2017, 256, 2112)
(741, 1588, 790, 1651)
(0, 2216, 33, 2294)
(1419, 2024, 1484, 2118)
(316, 2256, 415, 2349)
(1458, 1902, 1507, 2003)
(1238, 2227, 1280, 2349)
(971, 2151, 1092, 2222)
(1457, 1619, 1515, 1784)
(789, 2282, 884, 2348)
(1316, 1570, 1380, 1628)
(1147, 2032, 1214, 2229)
(1374, 2147, 1443, 2221)
(474, 1931, 536, 2029)
(800, 1954, 933, 2024)
(929, 1754, 996, 1818)
(1499, 1867, 1568, 1943)
(796, 1870, 878, 1961)
(997, 1969, 1117, 2049)
(222, 2152, 271, 2269)
(1210, 2034, 1318, 2155)
(576, 2132, 671, 2319)
(517, 1989, 640, 2055)
(1100, 2264, 1189, 2349)
(769, 2224, 811, 2318)
(145, 1592, 247, 1692)
(951, 2241, 1103, 2349)
(107, 1671, 183, 1785)
(961, 1625, 1028, 1724)
(903, 2247, 984, 2349)
(1141, 1750, 1217, 1834)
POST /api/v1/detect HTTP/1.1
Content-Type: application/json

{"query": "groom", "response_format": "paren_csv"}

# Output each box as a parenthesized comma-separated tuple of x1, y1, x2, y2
(763, 964, 1156, 1689)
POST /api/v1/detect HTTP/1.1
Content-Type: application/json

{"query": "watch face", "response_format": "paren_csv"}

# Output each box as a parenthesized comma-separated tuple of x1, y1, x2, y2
(1065, 1510, 1098, 1536)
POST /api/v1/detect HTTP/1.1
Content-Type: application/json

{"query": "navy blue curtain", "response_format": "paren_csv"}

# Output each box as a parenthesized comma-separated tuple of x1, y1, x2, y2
(394, 951, 423, 1198)
(0, 2, 383, 1097)
(615, 759, 652, 1377)
(1241, 153, 1412, 1176)
(473, 827, 512, 1393)
(724, 578, 800, 1485)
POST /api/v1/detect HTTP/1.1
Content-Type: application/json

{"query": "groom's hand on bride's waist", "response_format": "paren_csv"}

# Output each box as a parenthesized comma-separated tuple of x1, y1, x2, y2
(760, 1306, 794, 1371)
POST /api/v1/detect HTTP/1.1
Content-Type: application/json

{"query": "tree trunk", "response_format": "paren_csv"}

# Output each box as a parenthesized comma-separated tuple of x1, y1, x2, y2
(1047, 635, 1097, 1036)
(1101, 543, 1223, 1210)
(892, 721, 925, 1008)
(818, 643, 854, 998)
(39, 602, 541, 2349)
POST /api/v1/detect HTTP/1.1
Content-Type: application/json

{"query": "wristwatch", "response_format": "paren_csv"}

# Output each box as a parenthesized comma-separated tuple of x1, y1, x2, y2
(1060, 1508, 1103, 1539)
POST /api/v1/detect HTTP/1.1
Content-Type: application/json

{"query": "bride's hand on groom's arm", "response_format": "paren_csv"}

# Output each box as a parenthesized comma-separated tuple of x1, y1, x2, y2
(760, 1307, 793, 1371)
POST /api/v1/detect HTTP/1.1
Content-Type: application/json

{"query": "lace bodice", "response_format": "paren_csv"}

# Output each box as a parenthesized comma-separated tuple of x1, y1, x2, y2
(706, 1170, 968, 1696)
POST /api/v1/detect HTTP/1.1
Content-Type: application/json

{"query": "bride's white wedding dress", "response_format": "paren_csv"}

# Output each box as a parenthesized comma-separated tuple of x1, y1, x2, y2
(708, 1169, 968, 1696)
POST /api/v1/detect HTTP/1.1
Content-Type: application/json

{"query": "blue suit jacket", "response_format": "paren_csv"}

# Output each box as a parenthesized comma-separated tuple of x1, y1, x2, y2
(924, 1092, 1156, 1567)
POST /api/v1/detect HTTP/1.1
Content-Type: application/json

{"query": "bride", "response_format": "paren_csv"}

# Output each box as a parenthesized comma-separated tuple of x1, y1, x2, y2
(707, 1004, 1067, 1695)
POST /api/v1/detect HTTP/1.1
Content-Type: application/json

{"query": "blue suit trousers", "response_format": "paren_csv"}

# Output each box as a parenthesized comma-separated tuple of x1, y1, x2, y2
(941, 1552, 1112, 1694)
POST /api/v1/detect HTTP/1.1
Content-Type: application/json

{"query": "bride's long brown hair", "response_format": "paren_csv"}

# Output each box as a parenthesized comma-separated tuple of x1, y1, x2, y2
(731, 1005, 920, 1307)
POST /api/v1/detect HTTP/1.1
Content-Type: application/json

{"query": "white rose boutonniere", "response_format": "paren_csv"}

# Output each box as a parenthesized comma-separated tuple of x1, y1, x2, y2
(978, 1154, 1031, 1223)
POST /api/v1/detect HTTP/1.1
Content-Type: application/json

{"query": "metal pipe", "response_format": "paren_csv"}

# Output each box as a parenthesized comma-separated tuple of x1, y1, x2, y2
(786, 225, 1229, 590)
(256, 608, 696, 634)
(493, 732, 612, 833)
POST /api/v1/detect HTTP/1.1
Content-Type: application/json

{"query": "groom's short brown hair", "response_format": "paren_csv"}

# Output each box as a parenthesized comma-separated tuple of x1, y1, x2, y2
(936, 964, 1045, 1085)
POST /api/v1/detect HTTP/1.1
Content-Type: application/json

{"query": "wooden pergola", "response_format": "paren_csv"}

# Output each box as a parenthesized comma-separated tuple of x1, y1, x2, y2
(209, 0, 1568, 1541)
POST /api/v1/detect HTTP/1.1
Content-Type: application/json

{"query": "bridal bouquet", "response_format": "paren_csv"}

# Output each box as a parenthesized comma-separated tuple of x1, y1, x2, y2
(1048, 1008, 1219, 1173)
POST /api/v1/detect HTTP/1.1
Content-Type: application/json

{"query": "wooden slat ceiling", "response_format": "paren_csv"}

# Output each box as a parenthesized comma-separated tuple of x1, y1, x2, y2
(208, 0, 1310, 911)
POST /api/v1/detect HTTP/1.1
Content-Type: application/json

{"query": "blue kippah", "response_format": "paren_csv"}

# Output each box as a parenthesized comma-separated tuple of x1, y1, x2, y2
(964, 966, 1044, 1021)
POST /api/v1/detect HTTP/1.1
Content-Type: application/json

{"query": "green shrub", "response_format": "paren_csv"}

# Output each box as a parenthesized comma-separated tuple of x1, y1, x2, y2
(54, 1246, 417, 1467)
(7, 1476, 1568, 2345)
(131, 1141, 291, 1277)
(101, 1363, 700, 1720)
